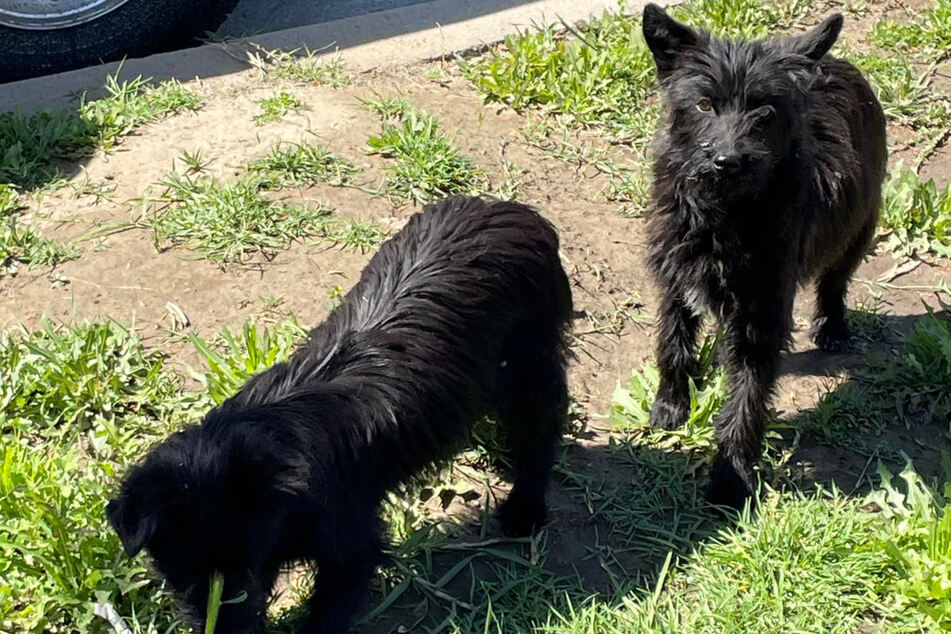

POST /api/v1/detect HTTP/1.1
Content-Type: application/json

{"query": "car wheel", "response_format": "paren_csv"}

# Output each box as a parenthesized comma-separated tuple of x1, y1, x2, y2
(0, 0, 240, 83)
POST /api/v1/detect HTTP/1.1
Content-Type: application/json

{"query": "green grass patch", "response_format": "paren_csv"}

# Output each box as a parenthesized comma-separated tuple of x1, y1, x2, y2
(879, 166, 951, 257)
(1, 218, 79, 278)
(145, 171, 336, 263)
(253, 90, 304, 125)
(0, 319, 197, 633)
(801, 312, 951, 446)
(188, 317, 308, 405)
(873, 460, 951, 629)
(541, 484, 916, 633)
(365, 100, 487, 203)
(610, 335, 725, 456)
(247, 141, 359, 188)
(0, 74, 202, 190)
(869, 0, 951, 63)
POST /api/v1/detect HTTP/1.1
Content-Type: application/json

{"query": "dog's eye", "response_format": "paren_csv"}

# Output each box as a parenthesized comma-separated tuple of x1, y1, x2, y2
(696, 98, 714, 113)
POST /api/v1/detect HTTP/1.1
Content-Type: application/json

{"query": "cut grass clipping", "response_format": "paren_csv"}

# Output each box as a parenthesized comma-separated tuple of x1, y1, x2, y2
(205, 572, 225, 634)
(0, 74, 202, 190)
(365, 97, 487, 203)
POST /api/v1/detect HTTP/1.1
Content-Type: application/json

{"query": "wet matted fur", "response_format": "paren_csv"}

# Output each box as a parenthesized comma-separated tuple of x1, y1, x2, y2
(642, 4, 887, 510)
(107, 196, 573, 633)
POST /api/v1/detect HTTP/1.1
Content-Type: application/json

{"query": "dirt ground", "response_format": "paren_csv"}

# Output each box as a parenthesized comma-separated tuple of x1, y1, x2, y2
(2, 15, 950, 628)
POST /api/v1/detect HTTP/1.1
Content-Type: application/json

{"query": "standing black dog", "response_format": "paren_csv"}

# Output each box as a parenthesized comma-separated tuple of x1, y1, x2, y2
(107, 196, 572, 633)
(642, 4, 886, 510)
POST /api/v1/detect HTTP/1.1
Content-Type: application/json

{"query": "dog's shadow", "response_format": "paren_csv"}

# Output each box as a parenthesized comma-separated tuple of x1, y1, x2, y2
(778, 307, 951, 495)
(267, 308, 950, 634)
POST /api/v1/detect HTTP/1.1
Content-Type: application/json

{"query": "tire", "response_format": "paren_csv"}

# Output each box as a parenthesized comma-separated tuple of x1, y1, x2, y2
(0, 0, 241, 84)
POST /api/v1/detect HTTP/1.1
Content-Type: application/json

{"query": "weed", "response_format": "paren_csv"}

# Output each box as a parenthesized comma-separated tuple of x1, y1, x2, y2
(0, 74, 202, 190)
(253, 90, 304, 125)
(188, 317, 308, 404)
(366, 104, 486, 203)
(177, 148, 211, 174)
(323, 218, 386, 252)
(146, 171, 335, 263)
(879, 166, 951, 257)
(871, 460, 951, 629)
(464, 9, 657, 145)
(0, 218, 79, 278)
(0, 319, 196, 633)
(672, 0, 814, 38)
(252, 47, 353, 86)
(869, 0, 951, 63)
(799, 312, 951, 445)
(248, 141, 359, 188)
(611, 335, 725, 456)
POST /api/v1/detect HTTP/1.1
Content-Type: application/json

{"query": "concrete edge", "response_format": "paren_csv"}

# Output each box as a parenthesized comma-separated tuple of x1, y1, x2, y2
(0, 0, 659, 114)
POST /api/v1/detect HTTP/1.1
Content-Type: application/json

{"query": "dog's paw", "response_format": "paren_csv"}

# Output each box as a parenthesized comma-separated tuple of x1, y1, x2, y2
(649, 397, 688, 430)
(809, 317, 854, 353)
(707, 453, 755, 515)
(498, 494, 547, 537)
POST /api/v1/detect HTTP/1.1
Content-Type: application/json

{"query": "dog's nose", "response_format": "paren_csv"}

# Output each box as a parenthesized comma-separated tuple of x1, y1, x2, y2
(713, 154, 742, 172)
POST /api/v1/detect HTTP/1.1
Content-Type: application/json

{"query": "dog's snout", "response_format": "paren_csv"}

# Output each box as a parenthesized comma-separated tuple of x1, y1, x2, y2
(713, 153, 742, 172)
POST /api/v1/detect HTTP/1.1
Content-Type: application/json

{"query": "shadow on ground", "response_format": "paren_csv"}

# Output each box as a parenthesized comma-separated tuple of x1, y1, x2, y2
(257, 306, 951, 632)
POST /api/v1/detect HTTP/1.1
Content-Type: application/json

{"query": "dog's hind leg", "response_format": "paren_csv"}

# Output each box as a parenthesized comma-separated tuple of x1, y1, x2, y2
(495, 335, 568, 537)
(650, 289, 702, 430)
(810, 219, 876, 352)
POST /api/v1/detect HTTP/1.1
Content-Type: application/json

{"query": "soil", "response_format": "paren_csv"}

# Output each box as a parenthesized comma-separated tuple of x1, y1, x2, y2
(2, 11, 950, 631)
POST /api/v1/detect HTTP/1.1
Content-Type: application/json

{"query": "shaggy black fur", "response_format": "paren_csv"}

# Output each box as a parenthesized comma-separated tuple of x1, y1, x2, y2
(642, 4, 886, 510)
(106, 196, 573, 633)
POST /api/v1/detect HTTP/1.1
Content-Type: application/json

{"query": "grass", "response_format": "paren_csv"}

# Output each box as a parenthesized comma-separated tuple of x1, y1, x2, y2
(247, 141, 359, 188)
(187, 317, 308, 405)
(0, 184, 79, 277)
(0, 319, 198, 633)
(799, 311, 951, 448)
(250, 47, 353, 87)
(365, 98, 487, 203)
(879, 165, 951, 257)
(869, 0, 951, 63)
(0, 74, 202, 190)
(610, 335, 725, 456)
(145, 171, 336, 263)
(0, 219, 80, 278)
(253, 90, 304, 125)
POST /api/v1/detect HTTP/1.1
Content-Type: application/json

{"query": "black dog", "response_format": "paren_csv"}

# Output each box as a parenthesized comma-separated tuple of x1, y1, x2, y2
(107, 196, 572, 633)
(642, 4, 886, 510)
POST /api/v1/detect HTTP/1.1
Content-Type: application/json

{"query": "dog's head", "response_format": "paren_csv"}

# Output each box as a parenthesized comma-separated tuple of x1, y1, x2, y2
(642, 3, 843, 205)
(107, 420, 309, 632)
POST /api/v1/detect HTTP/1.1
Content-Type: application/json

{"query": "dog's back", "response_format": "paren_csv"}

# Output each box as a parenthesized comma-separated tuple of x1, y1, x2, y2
(798, 55, 887, 279)
(220, 196, 573, 490)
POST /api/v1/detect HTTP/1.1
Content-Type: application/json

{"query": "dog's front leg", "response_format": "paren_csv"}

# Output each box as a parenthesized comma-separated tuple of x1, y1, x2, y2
(650, 289, 702, 430)
(304, 527, 382, 633)
(708, 307, 785, 512)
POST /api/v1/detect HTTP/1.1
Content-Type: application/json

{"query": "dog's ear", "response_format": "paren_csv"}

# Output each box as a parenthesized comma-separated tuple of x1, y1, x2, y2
(642, 3, 700, 78)
(788, 14, 843, 60)
(106, 490, 157, 557)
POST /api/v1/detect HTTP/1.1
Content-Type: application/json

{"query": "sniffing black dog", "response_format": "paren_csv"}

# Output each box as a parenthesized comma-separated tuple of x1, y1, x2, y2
(107, 196, 573, 633)
(642, 4, 886, 510)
